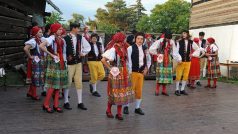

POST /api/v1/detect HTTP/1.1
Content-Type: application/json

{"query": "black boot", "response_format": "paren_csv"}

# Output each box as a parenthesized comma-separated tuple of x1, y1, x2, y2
(174, 90, 181, 96)
(180, 90, 188, 95)
(123, 106, 129, 114)
(63, 102, 72, 110)
(135, 108, 145, 115)
(92, 91, 101, 97)
(89, 84, 93, 93)
(78, 103, 87, 110)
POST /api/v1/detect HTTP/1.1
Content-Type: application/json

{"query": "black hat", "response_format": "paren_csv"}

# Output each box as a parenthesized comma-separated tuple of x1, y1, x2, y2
(164, 30, 172, 39)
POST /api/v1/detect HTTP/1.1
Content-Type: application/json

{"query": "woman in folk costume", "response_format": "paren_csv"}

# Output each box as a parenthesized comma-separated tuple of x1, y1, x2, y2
(101, 32, 134, 120)
(149, 32, 177, 96)
(188, 38, 205, 89)
(24, 26, 45, 100)
(39, 23, 68, 113)
(151, 34, 165, 74)
(204, 37, 221, 88)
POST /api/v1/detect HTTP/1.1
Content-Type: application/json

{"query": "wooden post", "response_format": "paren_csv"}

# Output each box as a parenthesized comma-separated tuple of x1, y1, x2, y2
(227, 60, 229, 80)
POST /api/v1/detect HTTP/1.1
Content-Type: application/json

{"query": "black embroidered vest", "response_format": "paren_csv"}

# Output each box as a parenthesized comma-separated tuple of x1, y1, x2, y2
(88, 42, 103, 61)
(131, 44, 147, 73)
(178, 39, 193, 62)
(64, 34, 82, 65)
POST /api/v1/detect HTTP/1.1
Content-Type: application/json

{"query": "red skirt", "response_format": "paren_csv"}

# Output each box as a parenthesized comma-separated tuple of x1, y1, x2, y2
(189, 57, 200, 80)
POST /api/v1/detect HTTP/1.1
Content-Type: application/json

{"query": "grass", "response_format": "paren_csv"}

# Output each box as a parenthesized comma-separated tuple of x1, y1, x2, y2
(218, 77, 238, 85)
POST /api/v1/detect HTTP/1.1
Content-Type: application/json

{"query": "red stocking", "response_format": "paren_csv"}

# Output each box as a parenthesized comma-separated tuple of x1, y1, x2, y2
(117, 105, 122, 116)
(207, 78, 211, 86)
(156, 83, 160, 95)
(106, 102, 112, 113)
(162, 84, 167, 93)
(54, 90, 60, 108)
(43, 88, 54, 107)
(213, 78, 217, 87)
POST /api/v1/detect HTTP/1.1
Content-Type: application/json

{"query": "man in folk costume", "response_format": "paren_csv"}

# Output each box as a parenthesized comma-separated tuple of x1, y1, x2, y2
(101, 32, 134, 120)
(126, 29, 137, 46)
(188, 38, 205, 89)
(205, 37, 221, 88)
(195, 32, 207, 86)
(63, 23, 91, 110)
(24, 26, 45, 100)
(174, 30, 197, 96)
(123, 32, 151, 115)
(87, 33, 105, 97)
(149, 32, 179, 96)
(81, 26, 90, 74)
(40, 23, 68, 113)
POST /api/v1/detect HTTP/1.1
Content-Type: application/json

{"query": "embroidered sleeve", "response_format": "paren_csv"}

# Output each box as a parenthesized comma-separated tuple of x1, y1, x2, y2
(149, 40, 160, 55)
(127, 46, 132, 73)
(24, 38, 36, 49)
(212, 44, 219, 52)
(102, 47, 116, 61)
(63, 39, 67, 61)
(81, 37, 91, 55)
(45, 36, 55, 47)
(172, 40, 182, 62)
(145, 49, 151, 69)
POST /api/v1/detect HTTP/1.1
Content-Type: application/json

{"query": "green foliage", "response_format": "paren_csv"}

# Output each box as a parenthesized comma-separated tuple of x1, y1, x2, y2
(91, 0, 146, 34)
(136, 15, 152, 32)
(136, 0, 191, 34)
(97, 22, 119, 35)
(45, 11, 64, 25)
(68, 13, 85, 24)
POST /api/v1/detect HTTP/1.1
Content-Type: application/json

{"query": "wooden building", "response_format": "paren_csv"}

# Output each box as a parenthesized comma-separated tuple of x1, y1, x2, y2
(189, 0, 238, 77)
(0, 0, 61, 68)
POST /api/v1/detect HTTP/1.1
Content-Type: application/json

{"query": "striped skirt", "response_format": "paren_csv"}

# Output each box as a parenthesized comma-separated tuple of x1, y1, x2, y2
(30, 59, 45, 86)
(44, 56, 68, 89)
(107, 68, 134, 105)
(206, 57, 221, 79)
(156, 62, 173, 84)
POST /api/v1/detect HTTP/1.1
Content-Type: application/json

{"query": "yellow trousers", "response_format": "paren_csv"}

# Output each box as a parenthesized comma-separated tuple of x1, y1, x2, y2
(131, 72, 144, 99)
(176, 62, 191, 81)
(68, 63, 82, 89)
(87, 61, 105, 84)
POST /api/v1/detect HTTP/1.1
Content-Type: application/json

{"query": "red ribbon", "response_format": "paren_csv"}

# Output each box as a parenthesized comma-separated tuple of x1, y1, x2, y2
(56, 37, 65, 70)
(114, 43, 128, 87)
(161, 40, 171, 67)
(207, 46, 211, 72)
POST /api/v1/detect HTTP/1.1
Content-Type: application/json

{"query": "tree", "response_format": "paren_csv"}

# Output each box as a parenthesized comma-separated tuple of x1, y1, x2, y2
(128, 0, 147, 31)
(68, 13, 85, 24)
(136, 0, 191, 33)
(45, 11, 64, 25)
(95, 0, 131, 32)
(136, 15, 152, 32)
(86, 17, 97, 31)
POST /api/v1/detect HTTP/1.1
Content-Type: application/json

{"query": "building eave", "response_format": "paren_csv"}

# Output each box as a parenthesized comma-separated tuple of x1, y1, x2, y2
(46, 0, 63, 14)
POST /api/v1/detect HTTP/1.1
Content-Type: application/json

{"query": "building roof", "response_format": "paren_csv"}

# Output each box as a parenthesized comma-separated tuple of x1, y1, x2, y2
(46, 0, 63, 14)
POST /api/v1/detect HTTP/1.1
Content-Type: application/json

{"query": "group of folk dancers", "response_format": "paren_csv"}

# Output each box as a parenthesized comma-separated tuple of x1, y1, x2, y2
(24, 22, 221, 120)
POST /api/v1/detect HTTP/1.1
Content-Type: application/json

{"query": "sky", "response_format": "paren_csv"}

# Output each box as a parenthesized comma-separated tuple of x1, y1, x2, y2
(46, 0, 191, 22)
